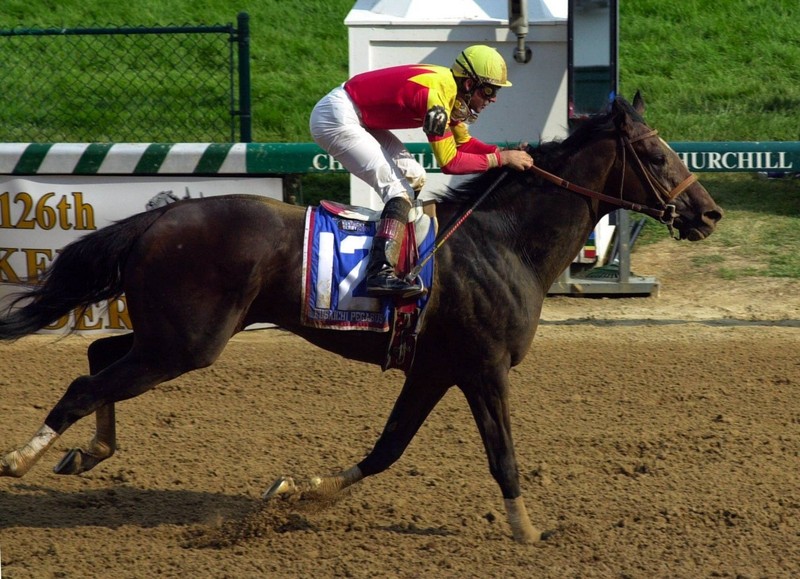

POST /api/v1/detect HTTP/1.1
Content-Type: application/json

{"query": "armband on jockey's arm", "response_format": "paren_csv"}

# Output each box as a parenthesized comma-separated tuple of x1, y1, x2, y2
(487, 151, 502, 169)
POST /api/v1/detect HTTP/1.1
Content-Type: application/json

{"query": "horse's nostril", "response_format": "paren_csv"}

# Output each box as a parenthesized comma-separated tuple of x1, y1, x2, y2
(704, 208, 723, 225)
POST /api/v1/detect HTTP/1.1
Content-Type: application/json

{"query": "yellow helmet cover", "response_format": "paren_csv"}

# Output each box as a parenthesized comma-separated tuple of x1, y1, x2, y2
(452, 45, 512, 87)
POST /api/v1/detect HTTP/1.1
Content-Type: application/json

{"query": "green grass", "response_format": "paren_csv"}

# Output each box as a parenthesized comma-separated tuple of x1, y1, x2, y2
(633, 173, 800, 278)
(614, 0, 800, 281)
(6, 0, 795, 143)
(0, 0, 355, 142)
(619, 0, 800, 141)
(1, 0, 799, 279)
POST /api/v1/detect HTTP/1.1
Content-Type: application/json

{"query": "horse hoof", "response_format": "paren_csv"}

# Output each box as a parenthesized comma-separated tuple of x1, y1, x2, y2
(263, 476, 297, 499)
(53, 448, 86, 475)
(0, 455, 25, 478)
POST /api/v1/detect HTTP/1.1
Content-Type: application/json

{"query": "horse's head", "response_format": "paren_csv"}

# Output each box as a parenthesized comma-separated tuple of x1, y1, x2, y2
(611, 92, 723, 240)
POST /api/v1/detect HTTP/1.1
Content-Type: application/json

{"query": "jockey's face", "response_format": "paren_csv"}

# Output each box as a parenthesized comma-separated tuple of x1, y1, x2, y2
(468, 81, 499, 114)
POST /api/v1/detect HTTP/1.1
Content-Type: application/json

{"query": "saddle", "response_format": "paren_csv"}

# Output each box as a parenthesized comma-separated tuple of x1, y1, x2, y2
(301, 200, 437, 373)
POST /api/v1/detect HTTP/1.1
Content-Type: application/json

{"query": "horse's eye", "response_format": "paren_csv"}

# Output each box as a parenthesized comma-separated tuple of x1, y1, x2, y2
(652, 154, 668, 166)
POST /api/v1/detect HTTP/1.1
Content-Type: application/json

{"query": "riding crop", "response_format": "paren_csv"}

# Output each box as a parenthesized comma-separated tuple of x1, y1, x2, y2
(405, 169, 508, 285)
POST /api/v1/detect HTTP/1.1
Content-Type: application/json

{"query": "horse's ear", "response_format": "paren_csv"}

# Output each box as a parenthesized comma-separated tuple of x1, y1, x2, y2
(610, 97, 631, 130)
(632, 90, 646, 115)
(611, 93, 641, 136)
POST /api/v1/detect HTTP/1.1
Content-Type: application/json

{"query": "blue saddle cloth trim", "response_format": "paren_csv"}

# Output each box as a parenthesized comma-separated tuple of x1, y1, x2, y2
(301, 204, 435, 332)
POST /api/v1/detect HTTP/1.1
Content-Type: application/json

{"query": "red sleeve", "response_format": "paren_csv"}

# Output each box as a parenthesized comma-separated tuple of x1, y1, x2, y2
(457, 138, 499, 156)
(431, 133, 501, 175)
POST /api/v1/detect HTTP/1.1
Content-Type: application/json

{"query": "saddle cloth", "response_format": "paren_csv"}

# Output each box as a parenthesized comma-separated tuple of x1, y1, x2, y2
(301, 200, 435, 332)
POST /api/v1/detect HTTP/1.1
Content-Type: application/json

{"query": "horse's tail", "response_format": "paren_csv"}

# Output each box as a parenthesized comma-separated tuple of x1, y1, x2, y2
(0, 209, 166, 340)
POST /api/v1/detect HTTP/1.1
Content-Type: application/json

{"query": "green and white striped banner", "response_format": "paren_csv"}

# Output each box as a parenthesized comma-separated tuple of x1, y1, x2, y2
(0, 142, 343, 175)
(0, 143, 249, 175)
(2, 141, 799, 175)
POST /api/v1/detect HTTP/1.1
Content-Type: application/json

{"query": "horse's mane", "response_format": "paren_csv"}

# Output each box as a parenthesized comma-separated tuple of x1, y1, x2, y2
(441, 97, 642, 206)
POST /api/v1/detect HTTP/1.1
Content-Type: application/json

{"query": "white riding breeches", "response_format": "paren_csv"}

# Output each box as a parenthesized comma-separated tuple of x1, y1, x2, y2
(310, 85, 426, 204)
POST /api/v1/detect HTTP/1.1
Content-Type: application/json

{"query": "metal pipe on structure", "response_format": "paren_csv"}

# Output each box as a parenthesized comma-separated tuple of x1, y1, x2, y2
(508, 0, 532, 63)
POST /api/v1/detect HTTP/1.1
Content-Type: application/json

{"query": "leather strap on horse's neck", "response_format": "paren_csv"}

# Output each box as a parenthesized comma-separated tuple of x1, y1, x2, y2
(529, 128, 698, 222)
(527, 164, 669, 220)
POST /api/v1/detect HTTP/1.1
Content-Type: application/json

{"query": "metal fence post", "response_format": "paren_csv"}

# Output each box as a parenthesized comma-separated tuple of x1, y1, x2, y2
(237, 12, 252, 143)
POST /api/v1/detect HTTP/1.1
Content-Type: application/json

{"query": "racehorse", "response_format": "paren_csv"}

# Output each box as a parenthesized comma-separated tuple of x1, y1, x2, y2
(0, 94, 722, 543)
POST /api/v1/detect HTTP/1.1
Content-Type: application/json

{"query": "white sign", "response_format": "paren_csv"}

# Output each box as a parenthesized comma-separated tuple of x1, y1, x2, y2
(0, 176, 283, 333)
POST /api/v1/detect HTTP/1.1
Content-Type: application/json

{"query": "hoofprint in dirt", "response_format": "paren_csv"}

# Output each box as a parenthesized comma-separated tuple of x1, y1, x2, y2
(0, 267, 797, 579)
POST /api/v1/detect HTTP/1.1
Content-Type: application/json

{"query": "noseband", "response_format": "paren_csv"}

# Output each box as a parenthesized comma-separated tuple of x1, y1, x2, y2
(529, 128, 697, 233)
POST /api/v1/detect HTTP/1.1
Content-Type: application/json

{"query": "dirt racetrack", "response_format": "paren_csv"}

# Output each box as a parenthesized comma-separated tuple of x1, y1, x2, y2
(1, 240, 798, 578)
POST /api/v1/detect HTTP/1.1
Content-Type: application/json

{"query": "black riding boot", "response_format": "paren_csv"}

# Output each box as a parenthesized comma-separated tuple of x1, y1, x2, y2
(366, 197, 424, 299)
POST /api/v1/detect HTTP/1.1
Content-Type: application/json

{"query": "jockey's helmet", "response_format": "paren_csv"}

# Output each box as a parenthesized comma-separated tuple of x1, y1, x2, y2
(452, 45, 512, 88)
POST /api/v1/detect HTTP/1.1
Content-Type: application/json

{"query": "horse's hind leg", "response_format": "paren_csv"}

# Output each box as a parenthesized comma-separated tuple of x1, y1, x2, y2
(0, 333, 130, 477)
(53, 404, 116, 475)
(54, 333, 133, 475)
(1, 335, 197, 477)
(0, 424, 60, 477)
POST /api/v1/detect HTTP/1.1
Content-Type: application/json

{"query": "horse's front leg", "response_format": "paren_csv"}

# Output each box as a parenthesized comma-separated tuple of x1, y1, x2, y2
(461, 367, 544, 544)
(265, 370, 448, 501)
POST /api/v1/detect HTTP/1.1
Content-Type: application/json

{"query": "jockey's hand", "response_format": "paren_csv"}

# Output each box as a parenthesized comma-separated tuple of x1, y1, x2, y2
(499, 149, 535, 171)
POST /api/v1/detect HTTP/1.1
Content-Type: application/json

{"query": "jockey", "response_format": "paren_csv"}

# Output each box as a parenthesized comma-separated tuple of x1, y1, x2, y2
(310, 44, 535, 299)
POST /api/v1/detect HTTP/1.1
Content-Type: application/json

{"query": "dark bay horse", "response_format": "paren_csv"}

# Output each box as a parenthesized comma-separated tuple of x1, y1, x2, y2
(0, 94, 722, 543)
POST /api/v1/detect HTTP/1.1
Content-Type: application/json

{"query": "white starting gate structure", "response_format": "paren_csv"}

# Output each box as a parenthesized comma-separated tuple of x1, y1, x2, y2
(343, 0, 650, 295)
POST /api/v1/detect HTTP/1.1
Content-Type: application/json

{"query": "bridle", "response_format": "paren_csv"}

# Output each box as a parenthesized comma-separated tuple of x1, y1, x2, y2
(528, 127, 697, 233)
(623, 128, 698, 218)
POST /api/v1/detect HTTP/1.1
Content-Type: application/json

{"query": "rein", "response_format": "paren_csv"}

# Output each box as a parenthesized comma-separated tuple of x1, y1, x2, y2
(529, 163, 669, 220)
(405, 170, 507, 284)
(529, 128, 696, 225)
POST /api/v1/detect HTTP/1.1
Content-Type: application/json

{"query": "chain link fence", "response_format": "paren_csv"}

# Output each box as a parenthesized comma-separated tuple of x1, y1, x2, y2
(0, 14, 251, 143)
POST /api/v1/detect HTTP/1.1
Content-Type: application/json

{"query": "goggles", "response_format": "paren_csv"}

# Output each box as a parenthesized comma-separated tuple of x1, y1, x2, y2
(478, 84, 500, 99)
